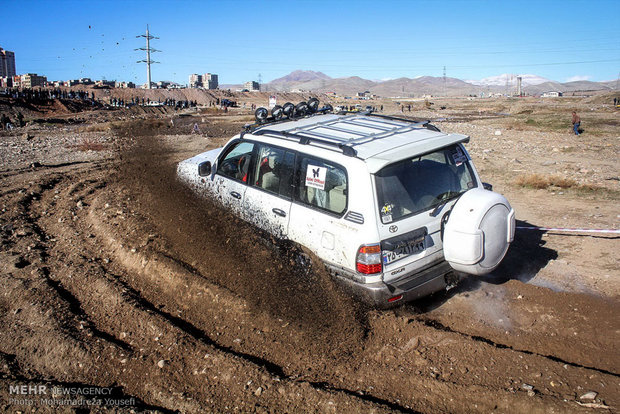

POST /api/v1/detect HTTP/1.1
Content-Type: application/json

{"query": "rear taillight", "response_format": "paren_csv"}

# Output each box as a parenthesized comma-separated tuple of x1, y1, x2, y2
(388, 294, 403, 303)
(356, 244, 382, 274)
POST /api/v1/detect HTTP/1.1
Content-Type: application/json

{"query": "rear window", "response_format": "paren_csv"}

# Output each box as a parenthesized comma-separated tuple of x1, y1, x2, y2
(375, 145, 476, 223)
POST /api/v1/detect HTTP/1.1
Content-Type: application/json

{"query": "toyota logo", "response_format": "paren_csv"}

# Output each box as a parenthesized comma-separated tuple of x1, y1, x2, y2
(389, 225, 398, 233)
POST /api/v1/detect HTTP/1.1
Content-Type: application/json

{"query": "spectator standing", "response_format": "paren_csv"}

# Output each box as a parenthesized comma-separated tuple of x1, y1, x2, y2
(571, 111, 580, 135)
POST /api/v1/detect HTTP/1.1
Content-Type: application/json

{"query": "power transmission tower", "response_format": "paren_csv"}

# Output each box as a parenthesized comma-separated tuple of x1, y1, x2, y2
(504, 74, 512, 96)
(258, 73, 262, 91)
(136, 25, 160, 89)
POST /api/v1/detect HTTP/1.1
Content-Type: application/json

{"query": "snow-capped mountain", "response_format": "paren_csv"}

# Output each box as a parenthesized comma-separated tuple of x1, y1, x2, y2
(467, 73, 551, 86)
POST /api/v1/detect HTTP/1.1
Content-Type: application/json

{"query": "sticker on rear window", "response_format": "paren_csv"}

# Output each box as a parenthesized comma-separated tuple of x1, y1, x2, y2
(451, 147, 467, 166)
(305, 164, 327, 190)
(381, 203, 394, 223)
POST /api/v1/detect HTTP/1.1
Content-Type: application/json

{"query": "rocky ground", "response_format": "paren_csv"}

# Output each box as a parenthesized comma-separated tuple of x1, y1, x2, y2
(0, 94, 618, 413)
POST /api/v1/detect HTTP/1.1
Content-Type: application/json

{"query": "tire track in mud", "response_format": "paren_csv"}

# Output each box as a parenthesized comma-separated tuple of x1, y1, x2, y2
(407, 275, 620, 375)
(413, 317, 620, 378)
(88, 263, 422, 414)
(2, 127, 618, 412)
(79, 179, 422, 413)
(9, 162, 399, 412)
(0, 166, 134, 402)
(9, 168, 133, 353)
(1, 167, 125, 352)
(0, 351, 176, 414)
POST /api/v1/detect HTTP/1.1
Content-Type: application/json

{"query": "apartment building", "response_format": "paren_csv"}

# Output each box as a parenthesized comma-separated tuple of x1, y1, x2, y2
(189, 73, 218, 89)
(0, 47, 16, 78)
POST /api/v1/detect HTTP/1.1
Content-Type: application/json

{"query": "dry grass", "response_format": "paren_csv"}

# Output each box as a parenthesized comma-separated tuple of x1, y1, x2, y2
(574, 184, 620, 199)
(515, 174, 576, 189)
(69, 138, 107, 152)
(514, 174, 619, 199)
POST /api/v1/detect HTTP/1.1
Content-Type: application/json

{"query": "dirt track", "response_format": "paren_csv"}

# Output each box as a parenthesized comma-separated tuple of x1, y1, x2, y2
(0, 98, 618, 413)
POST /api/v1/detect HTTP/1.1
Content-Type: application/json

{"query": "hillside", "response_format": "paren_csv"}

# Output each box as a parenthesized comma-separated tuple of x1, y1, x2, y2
(266, 70, 331, 91)
(262, 70, 617, 97)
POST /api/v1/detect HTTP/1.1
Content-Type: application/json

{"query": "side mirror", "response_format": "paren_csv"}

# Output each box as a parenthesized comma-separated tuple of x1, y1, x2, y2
(482, 182, 493, 191)
(198, 161, 212, 177)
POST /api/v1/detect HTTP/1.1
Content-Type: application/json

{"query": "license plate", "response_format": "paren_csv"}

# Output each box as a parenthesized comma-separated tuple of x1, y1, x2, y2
(382, 239, 425, 265)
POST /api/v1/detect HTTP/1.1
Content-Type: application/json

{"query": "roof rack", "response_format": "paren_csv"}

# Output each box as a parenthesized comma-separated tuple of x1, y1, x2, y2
(281, 113, 432, 145)
(251, 128, 358, 157)
(238, 101, 443, 158)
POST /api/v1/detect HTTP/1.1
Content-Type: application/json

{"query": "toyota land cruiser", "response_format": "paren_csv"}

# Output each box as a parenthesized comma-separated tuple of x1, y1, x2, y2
(177, 100, 515, 307)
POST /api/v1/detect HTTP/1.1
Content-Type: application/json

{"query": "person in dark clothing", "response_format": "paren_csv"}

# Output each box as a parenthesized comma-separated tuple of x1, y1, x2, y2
(572, 111, 580, 135)
(16, 112, 24, 127)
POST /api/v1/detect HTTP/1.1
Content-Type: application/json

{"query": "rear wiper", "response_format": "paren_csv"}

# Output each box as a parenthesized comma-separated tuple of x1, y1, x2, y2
(429, 191, 463, 217)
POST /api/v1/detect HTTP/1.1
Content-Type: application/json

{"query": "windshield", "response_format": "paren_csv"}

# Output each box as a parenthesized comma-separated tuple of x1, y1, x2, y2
(375, 145, 477, 224)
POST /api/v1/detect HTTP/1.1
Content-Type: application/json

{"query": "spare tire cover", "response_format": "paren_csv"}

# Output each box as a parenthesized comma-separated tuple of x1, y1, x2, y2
(443, 188, 515, 275)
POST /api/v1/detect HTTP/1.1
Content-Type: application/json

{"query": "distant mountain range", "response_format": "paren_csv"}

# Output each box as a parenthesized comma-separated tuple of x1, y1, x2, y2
(235, 70, 618, 97)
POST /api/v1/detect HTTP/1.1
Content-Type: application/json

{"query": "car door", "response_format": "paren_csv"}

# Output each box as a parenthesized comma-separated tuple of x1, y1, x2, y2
(243, 144, 296, 238)
(287, 155, 349, 265)
(213, 141, 255, 217)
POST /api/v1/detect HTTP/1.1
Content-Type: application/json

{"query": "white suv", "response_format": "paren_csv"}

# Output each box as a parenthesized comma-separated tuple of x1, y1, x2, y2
(177, 101, 515, 307)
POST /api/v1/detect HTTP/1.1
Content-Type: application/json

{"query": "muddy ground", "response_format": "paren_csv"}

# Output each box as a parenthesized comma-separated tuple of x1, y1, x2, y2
(0, 95, 618, 413)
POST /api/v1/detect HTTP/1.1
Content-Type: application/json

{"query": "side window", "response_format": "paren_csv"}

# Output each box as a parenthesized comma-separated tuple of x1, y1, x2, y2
(253, 145, 296, 199)
(216, 141, 255, 182)
(295, 156, 347, 215)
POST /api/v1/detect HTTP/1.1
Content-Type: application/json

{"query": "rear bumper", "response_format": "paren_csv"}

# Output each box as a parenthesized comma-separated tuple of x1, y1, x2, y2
(332, 260, 455, 308)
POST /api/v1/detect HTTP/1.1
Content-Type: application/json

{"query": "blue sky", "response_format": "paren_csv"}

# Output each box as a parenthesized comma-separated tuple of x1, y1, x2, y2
(2, 0, 619, 85)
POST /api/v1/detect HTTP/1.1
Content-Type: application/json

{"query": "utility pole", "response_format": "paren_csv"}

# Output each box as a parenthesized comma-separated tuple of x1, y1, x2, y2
(136, 25, 160, 89)
(258, 73, 262, 91)
(443, 66, 447, 97)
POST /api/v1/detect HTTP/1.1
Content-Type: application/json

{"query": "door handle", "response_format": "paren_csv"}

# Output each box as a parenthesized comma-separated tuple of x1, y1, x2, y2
(230, 191, 241, 200)
(272, 208, 287, 217)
